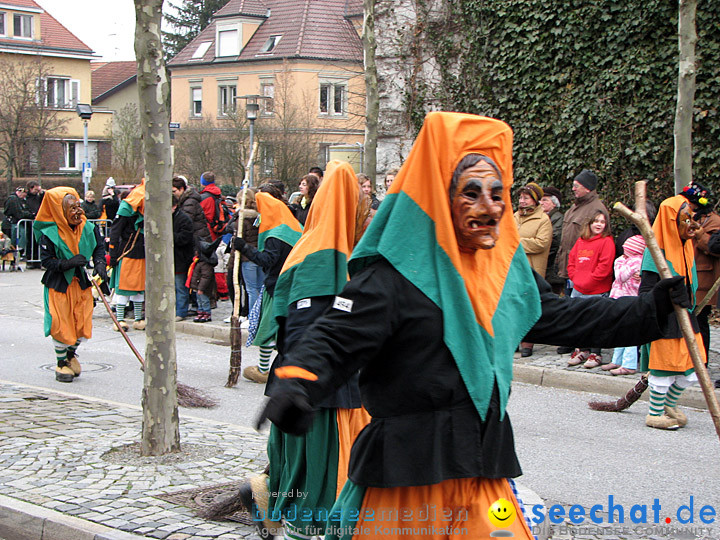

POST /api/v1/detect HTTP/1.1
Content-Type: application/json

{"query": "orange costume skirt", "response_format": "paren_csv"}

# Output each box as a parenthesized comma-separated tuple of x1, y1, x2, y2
(44, 278, 93, 346)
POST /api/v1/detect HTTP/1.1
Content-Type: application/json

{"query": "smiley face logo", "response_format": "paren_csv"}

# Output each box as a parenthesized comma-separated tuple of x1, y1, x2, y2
(488, 498, 516, 528)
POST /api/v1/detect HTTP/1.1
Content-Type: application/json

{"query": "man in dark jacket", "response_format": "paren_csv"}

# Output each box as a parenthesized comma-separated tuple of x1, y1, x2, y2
(172, 195, 195, 321)
(2, 186, 32, 254)
(172, 175, 211, 242)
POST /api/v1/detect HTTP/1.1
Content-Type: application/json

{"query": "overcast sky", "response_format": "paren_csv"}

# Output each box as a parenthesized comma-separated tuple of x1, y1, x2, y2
(35, 0, 177, 63)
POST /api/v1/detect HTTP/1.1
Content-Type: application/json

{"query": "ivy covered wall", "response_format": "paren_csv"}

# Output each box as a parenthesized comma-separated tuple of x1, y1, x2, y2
(376, 0, 719, 207)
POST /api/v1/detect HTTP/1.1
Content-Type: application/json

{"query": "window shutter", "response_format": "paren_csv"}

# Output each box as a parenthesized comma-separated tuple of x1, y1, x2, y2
(71, 80, 80, 108)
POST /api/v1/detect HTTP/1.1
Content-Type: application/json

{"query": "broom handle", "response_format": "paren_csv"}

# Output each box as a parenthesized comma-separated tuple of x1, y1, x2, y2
(232, 142, 257, 319)
(614, 181, 720, 442)
(88, 270, 145, 368)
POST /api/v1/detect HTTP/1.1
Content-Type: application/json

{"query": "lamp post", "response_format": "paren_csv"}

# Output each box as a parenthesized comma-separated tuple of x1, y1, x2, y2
(237, 95, 263, 187)
(76, 104, 93, 196)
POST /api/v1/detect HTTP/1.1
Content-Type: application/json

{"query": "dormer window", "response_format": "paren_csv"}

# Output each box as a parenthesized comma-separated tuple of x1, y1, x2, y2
(192, 41, 212, 60)
(260, 35, 281, 53)
(0, 13, 6, 36)
(13, 13, 33, 39)
(217, 27, 240, 57)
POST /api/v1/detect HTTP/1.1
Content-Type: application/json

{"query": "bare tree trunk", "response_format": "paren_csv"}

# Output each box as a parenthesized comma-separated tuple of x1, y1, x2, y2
(135, 0, 180, 456)
(363, 0, 379, 181)
(673, 0, 697, 194)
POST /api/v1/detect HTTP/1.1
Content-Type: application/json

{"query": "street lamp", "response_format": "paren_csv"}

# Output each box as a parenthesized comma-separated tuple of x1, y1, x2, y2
(76, 103, 93, 196)
(237, 95, 264, 187)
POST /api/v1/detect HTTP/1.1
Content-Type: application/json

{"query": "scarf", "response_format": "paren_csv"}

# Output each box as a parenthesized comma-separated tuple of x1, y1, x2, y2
(255, 192, 303, 251)
(349, 111, 541, 419)
(33, 186, 97, 284)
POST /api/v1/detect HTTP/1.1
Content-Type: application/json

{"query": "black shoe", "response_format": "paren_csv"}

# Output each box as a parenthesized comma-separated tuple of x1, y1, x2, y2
(557, 346, 573, 354)
(520, 347, 533, 358)
(715, 379, 720, 389)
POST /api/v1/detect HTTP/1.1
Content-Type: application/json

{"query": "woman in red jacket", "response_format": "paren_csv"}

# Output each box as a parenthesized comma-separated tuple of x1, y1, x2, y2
(567, 210, 615, 368)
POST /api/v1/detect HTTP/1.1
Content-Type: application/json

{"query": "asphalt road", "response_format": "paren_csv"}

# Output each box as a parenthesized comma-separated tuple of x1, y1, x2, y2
(2, 268, 720, 538)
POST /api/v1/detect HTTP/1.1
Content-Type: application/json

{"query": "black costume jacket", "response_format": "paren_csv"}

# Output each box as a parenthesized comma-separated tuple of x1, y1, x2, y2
(39, 227, 105, 293)
(238, 237, 292, 296)
(272, 260, 667, 489)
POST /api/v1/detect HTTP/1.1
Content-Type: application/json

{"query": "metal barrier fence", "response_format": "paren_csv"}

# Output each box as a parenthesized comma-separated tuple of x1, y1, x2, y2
(13, 218, 112, 265)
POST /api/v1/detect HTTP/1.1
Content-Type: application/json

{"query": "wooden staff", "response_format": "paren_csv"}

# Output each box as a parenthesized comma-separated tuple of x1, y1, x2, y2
(694, 273, 720, 314)
(89, 272, 216, 408)
(226, 142, 257, 387)
(613, 181, 720, 441)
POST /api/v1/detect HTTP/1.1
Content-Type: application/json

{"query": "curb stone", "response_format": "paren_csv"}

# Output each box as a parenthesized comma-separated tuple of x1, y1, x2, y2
(0, 494, 145, 540)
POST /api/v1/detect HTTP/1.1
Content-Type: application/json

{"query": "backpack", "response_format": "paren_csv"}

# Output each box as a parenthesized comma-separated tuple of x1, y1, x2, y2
(201, 192, 231, 235)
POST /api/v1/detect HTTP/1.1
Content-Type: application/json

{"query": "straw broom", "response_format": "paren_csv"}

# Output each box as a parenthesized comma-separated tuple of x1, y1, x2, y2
(589, 182, 720, 443)
(89, 272, 216, 408)
(226, 142, 257, 388)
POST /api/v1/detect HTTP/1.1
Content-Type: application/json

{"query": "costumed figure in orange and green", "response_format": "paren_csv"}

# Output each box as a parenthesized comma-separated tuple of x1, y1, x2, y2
(242, 161, 373, 539)
(33, 187, 107, 383)
(258, 112, 686, 540)
(108, 181, 146, 332)
(638, 185, 709, 430)
(233, 185, 302, 383)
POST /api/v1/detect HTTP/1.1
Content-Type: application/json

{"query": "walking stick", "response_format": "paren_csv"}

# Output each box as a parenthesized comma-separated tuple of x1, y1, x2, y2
(693, 273, 720, 315)
(89, 271, 216, 408)
(226, 142, 257, 388)
(613, 181, 720, 442)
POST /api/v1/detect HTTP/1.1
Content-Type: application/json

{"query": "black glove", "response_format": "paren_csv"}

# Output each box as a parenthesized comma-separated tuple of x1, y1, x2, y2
(68, 254, 88, 268)
(233, 236, 247, 252)
(108, 257, 118, 268)
(93, 264, 108, 283)
(652, 276, 690, 319)
(58, 254, 87, 272)
(256, 393, 315, 436)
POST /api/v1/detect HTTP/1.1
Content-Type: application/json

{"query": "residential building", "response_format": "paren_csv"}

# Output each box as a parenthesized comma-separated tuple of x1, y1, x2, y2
(167, 0, 365, 184)
(91, 60, 138, 111)
(0, 0, 112, 179)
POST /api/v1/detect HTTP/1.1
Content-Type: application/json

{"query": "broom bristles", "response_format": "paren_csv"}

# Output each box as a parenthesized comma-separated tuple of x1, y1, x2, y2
(177, 383, 217, 408)
(199, 485, 247, 520)
(588, 375, 649, 412)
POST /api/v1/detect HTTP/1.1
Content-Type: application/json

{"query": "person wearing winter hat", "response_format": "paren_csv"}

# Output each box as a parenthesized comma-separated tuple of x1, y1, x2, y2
(688, 182, 720, 365)
(540, 186, 565, 294)
(555, 169, 608, 354)
(604, 234, 647, 375)
(199, 171, 228, 241)
(514, 182, 552, 357)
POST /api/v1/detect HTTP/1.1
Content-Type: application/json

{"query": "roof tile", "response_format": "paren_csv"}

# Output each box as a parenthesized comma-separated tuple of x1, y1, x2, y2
(91, 61, 137, 102)
(169, 0, 362, 67)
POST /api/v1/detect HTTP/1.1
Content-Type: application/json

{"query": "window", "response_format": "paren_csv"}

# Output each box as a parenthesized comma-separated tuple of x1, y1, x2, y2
(43, 77, 80, 109)
(64, 142, 77, 169)
(260, 35, 281, 53)
(262, 83, 274, 114)
(13, 13, 32, 38)
(217, 28, 239, 57)
(0, 13, 6, 36)
(191, 87, 202, 116)
(218, 84, 236, 115)
(192, 41, 211, 59)
(319, 83, 346, 115)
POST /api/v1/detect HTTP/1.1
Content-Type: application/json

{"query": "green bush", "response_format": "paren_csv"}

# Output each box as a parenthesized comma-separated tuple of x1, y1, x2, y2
(408, 0, 719, 213)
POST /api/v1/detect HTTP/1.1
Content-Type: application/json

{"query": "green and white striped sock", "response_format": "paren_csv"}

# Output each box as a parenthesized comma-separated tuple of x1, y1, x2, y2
(116, 304, 126, 321)
(54, 345, 68, 367)
(648, 388, 666, 416)
(664, 383, 685, 409)
(258, 347, 272, 374)
(134, 301, 144, 321)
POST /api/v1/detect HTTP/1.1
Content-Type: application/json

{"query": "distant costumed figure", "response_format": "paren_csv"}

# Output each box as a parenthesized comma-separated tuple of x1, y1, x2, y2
(33, 187, 107, 382)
